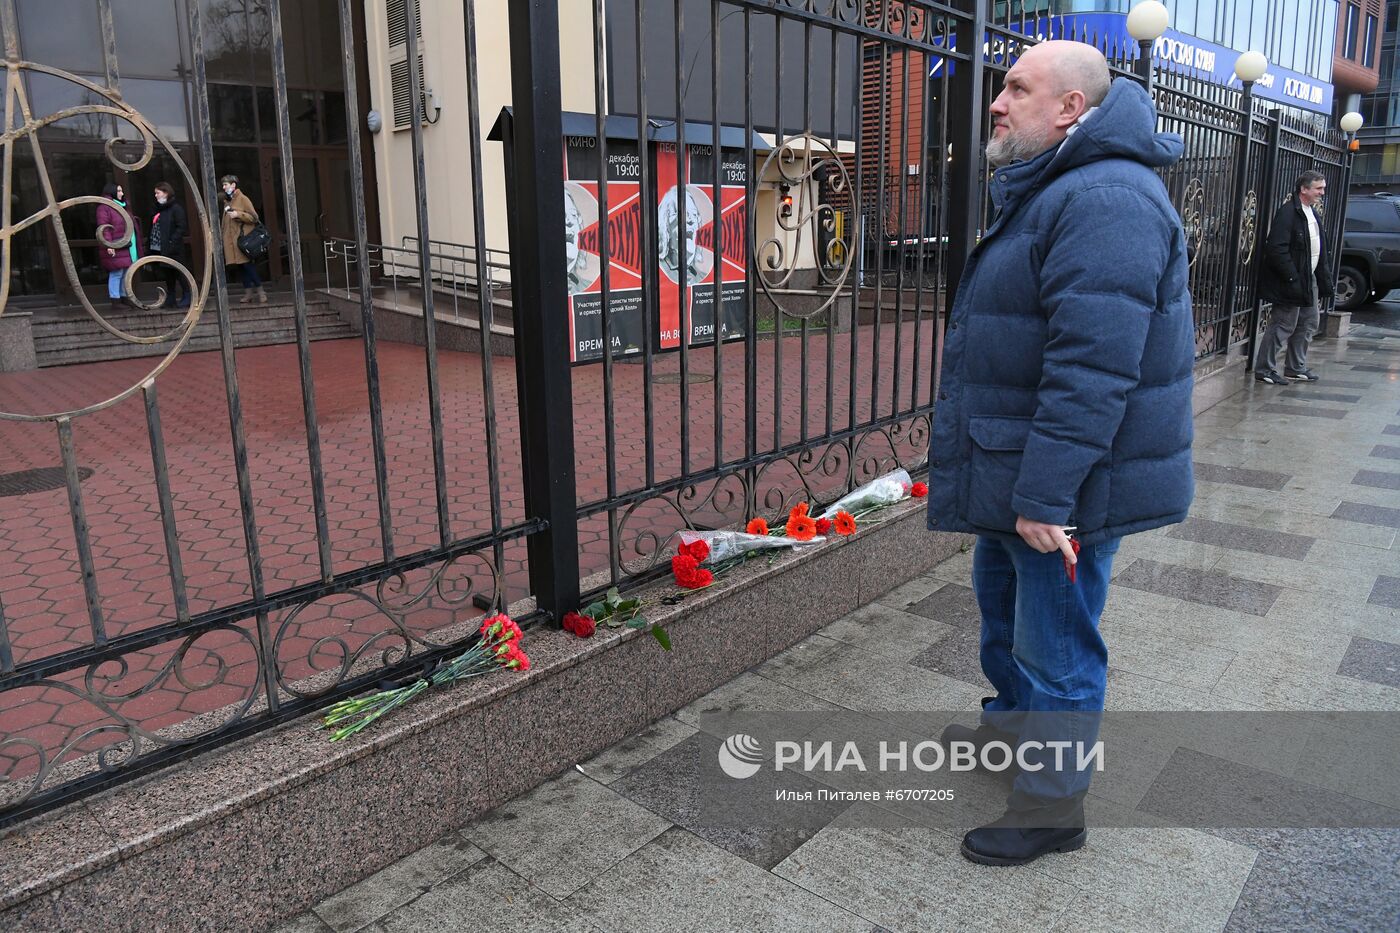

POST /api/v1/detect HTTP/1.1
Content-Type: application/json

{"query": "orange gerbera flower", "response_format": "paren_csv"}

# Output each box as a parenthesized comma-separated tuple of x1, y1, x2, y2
(746, 517, 769, 536)
(788, 502, 810, 521)
(834, 511, 857, 536)
(785, 513, 817, 542)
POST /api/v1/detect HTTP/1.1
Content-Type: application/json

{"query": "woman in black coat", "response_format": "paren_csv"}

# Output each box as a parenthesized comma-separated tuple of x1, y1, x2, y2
(149, 181, 190, 308)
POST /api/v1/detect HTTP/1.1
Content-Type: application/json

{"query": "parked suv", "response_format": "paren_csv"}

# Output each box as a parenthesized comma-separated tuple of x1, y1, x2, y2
(1335, 194, 1400, 310)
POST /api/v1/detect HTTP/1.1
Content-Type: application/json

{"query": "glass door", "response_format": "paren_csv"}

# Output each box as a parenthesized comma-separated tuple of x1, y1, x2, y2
(263, 152, 326, 287)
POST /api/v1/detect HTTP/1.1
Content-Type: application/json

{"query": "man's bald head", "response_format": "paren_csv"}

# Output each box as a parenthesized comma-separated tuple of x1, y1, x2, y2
(1035, 40, 1112, 107)
(986, 40, 1113, 167)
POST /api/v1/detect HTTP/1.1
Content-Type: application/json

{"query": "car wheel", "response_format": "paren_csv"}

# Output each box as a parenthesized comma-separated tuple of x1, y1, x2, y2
(1335, 266, 1370, 311)
(1370, 287, 1392, 303)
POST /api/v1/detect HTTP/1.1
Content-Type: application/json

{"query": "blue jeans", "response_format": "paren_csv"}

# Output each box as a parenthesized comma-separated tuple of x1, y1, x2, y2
(107, 269, 126, 299)
(972, 534, 1119, 809)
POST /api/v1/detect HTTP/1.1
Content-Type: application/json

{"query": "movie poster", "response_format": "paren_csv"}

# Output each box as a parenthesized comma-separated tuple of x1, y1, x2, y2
(655, 142, 747, 350)
(564, 135, 645, 363)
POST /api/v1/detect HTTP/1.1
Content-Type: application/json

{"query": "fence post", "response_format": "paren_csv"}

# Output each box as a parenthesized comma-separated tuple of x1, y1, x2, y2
(944, 0, 986, 314)
(1330, 139, 1357, 310)
(1219, 81, 1256, 361)
(504, 0, 579, 621)
(1245, 109, 1283, 373)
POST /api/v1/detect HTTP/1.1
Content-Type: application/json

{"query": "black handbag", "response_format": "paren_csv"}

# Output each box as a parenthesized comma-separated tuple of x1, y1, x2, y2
(237, 221, 271, 261)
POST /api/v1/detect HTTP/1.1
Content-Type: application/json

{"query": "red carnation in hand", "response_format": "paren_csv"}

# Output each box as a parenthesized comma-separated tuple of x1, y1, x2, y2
(815, 517, 833, 535)
(911, 481, 928, 498)
(678, 538, 710, 563)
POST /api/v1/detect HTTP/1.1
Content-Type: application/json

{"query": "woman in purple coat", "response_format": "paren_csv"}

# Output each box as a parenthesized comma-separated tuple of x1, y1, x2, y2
(96, 182, 143, 309)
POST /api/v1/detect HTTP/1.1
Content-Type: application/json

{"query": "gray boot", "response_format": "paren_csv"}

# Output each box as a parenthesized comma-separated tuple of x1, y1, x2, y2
(255, 286, 268, 304)
(239, 285, 252, 304)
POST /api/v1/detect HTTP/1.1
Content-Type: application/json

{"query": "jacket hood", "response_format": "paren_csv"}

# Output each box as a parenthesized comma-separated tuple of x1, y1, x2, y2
(1051, 77, 1183, 173)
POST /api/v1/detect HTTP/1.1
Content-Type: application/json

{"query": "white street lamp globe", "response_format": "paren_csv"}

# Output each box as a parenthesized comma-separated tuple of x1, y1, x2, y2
(1340, 111, 1365, 134)
(1234, 51, 1269, 84)
(1126, 1, 1170, 41)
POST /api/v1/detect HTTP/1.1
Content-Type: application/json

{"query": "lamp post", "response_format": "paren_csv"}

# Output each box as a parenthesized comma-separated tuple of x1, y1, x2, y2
(1332, 111, 1365, 316)
(1225, 51, 1269, 362)
(1126, 1, 1169, 91)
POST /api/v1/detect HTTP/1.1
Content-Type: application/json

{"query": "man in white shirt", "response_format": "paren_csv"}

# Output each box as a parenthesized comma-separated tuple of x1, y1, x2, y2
(1255, 171, 1334, 384)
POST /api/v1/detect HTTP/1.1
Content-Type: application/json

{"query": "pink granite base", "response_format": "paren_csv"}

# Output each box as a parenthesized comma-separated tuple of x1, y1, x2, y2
(0, 501, 968, 931)
(1192, 351, 1250, 416)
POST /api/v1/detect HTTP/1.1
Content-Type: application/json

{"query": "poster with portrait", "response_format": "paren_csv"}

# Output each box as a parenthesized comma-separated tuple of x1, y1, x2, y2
(654, 143, 747, 351)
(564, 135, 646, 364)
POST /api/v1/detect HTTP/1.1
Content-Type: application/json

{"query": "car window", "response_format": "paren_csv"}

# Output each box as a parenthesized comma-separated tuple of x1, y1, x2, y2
(1346, 201, 1399, 232)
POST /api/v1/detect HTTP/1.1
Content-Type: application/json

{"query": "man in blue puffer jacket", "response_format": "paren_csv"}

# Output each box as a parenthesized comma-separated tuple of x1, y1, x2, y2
(926, 41, 1194, 865)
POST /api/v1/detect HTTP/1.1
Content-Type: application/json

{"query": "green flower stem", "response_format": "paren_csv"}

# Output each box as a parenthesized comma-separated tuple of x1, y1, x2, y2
(324, 630, 521, 740)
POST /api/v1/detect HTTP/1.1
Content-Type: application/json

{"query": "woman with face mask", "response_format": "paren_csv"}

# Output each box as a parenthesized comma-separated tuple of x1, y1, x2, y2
(96, 182, 144, 310)
(219, 174, 267, 304)
(149, 182, 190, 309)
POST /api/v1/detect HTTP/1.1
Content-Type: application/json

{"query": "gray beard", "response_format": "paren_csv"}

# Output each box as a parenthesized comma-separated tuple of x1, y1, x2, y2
(986, 130, 1052, 168)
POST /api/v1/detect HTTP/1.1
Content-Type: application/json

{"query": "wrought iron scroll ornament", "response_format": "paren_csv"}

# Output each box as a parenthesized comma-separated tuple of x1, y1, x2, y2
(0, 56, 212, 422)
(753, 133, 855, 320)
(1179, 178, 1205, 267)
(0, 547, 502, 810)
(612, 415, 930, 577)
(778, 0, 931, 37)
(1238, 189, 1258, 266)
(270, 551, 501, 701)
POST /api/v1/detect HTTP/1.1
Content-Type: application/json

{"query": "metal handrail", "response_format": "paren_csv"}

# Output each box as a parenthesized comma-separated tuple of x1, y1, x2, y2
(321, 237, 511, 323)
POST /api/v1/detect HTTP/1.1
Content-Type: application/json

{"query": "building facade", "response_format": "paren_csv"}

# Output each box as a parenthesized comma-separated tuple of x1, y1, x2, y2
(3, 0, 380, 303)
(1332, 0, 1385, 111)
(1026, 0, 1340, 113)
(1353, 0, 1400, 188)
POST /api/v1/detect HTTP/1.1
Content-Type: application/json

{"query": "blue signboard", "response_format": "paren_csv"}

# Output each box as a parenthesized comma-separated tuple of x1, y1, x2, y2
(930, 13, 1334, 115)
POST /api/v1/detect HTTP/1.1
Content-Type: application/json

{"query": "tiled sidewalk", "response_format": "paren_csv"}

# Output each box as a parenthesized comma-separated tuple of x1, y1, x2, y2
(276, 326, 1400, 933)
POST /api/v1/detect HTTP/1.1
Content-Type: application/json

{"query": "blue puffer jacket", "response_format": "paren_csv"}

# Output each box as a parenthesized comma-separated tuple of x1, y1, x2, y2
(926, 78, 1195, 545)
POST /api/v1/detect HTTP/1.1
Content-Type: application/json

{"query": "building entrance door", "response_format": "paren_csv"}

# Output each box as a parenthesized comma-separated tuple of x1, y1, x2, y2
(258, 150, 357, 287)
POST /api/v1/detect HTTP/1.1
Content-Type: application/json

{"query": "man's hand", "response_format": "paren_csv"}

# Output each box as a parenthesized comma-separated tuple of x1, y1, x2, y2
(1015, 516, 1077, 566)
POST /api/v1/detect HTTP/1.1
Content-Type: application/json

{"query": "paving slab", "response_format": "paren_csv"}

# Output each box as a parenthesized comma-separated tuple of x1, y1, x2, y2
(566, 827, 873, 933)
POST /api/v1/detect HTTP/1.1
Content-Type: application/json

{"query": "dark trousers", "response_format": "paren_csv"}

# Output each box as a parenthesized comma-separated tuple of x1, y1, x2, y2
(157, 258, 189, 307)
(1256, 277, 1320, 375)
(232, 262, 261, 288)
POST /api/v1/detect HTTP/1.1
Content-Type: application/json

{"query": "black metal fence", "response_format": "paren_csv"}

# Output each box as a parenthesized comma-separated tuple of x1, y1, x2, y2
(0, 0, 1353, 826)
(979, 3, 1349, 363)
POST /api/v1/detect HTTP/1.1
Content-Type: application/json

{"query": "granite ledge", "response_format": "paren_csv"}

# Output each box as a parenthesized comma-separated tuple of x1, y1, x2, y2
(0, 499, 968, 925)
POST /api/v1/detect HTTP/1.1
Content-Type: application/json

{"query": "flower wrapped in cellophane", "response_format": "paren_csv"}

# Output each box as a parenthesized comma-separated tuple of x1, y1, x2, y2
(818, 468, 913, 520)
(677, 528, 819, 566)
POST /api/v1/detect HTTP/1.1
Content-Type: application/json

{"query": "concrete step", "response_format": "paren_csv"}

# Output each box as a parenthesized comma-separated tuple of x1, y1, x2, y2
(30, 300, 335, 336)
(31, 297, 357, 367)
(35, 325, 357, 368)
(31, 302, 340, 330)
(34, 319, 352, 356)
(32, 313, 348, 345)
(364, 282, 518, 327)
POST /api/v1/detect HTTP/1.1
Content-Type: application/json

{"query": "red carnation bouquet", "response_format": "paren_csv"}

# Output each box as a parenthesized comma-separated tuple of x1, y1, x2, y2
(322, 613, 529, 741)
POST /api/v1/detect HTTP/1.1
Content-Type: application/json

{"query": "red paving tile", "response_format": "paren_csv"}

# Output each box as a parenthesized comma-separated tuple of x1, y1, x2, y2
(0, 321, 931, 784)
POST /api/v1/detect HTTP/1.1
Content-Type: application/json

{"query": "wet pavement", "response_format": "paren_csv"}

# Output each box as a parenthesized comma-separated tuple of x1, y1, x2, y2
(275, 322, 1400, 933)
